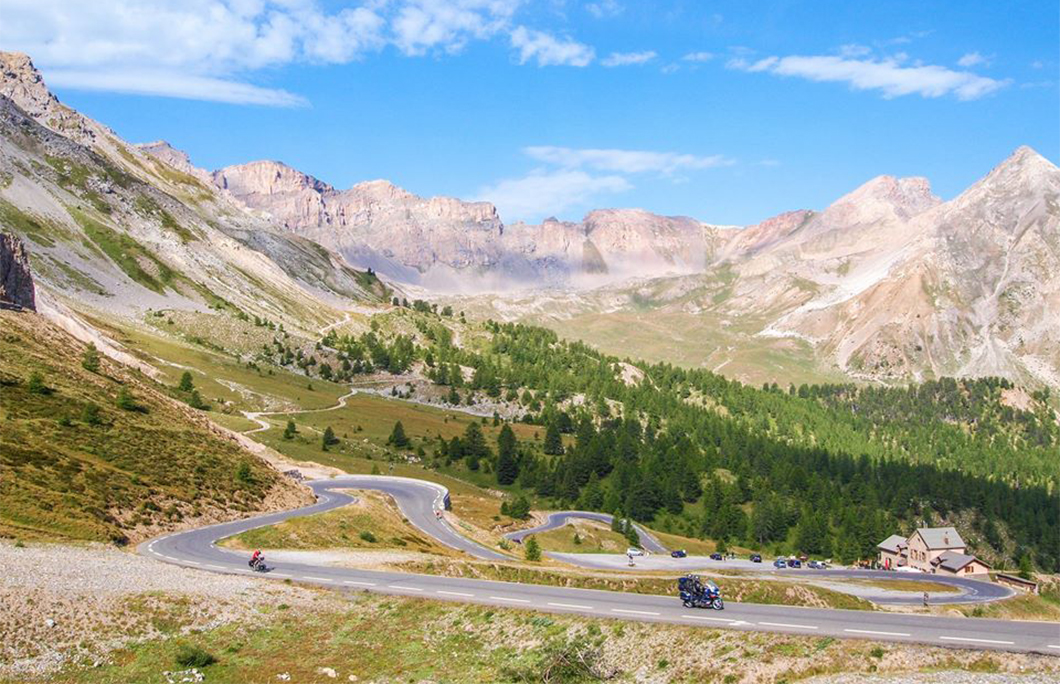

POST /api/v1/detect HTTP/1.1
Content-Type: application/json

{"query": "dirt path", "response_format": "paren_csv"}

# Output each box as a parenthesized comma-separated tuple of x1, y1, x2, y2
(242, 388, 359, 435)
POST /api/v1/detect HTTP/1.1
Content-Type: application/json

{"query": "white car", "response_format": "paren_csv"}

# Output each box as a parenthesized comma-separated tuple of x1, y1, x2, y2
(626, 548, 645, 557)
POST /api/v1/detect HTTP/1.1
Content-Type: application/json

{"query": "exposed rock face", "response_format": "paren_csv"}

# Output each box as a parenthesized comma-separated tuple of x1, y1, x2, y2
(0, 50, 387, 331)
(211, 160, 727, 289)
(0, 51, 99, 147)
(0, 231, 36, 311)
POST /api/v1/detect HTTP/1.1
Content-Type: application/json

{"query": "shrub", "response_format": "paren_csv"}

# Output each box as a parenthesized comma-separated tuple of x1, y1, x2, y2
(359, 530, 377, 543)
(81, 403, 103, 425)
(115, 387, 138, 411)
(27, 371, 49, 394)
(81, 344, 101, 373)
(236, 461, 252, 484)
(175, 644, 217, 668)
(869, 646, 885, 659)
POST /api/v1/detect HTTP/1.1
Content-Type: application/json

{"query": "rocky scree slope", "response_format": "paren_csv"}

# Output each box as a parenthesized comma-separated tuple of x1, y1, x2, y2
(0, 51, 387, 335)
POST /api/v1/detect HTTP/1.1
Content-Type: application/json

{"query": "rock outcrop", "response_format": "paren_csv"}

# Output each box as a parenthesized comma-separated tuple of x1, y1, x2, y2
(0, 231, 36, 311)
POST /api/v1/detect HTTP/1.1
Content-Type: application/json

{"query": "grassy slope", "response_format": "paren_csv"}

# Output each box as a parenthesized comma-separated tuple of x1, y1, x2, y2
(39, 593, 1046, 684)
(223, 491, 454, 555)
(400, 559, 874, 611)
(0, 311, 301, 544)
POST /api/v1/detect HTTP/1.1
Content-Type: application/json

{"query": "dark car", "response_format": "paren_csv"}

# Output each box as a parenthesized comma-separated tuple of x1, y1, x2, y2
(773, 558, 787, 568)
(750, 554, 762, 563)
(710, 552, 723, 561)
(671, 549, 687, 558)
(788, 559, 802, 568)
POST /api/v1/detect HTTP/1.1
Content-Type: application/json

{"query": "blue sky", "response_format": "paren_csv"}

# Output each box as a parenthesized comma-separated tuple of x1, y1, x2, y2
(1, 1, 1057, 225)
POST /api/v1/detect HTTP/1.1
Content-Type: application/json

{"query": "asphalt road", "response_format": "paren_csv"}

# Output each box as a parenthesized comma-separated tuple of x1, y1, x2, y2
(141, 475, 1060, 655)
(549, 554, 1015, 605)
(503, 511, 669, 554)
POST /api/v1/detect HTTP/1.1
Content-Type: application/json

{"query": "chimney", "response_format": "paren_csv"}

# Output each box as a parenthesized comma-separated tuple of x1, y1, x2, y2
(944, 534, 950, 546)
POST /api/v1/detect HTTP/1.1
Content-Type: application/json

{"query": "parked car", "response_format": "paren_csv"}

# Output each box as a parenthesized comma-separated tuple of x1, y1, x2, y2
(626, 548, 645, 557)
(807, 560, 827, 569)
(710, 552, 723, 561)
(773, 558, 787, 568)
(750, 554, 762, 563)
(788, 559, 802, 568)
(671, 549, 687, 558)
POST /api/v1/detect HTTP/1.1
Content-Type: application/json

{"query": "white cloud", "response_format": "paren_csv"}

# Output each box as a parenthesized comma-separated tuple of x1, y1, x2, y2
(728, 53, 1009, 100)
(45, 69, 307, 107)
(601, 50, 656, 67)
(586, 0, 623, 19)
(392, 0, 521, 56)
(838, 44, 872, 58)
(957, 52, 988, 68)
(475, 169, 631, 221)
(0, 0, 559, 104)
(525, 145, 733, 174)
(1030, 60, 1044, 69)
(510, 26, 594, 66)
(681, 51, 714, 63)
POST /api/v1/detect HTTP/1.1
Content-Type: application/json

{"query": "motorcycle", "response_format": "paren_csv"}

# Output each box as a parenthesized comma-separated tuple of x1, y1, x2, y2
(678, 575, 724, 610)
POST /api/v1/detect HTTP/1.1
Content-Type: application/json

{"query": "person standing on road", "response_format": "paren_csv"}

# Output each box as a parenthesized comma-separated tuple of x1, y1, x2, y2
(923, 591, 929, 607)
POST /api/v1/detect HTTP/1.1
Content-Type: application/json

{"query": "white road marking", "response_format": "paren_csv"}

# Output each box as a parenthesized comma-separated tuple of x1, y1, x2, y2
(270, 573, 291, 578)
(343, 580, 377, 587)
(759, 622, 818, 630)
(389, 585, 423, 592)
(305, 576, 333, 583)
(939, 636, 1014, 645)
(681, 615, 734, 623)
(438, 591, 475, 597)
(490, 596, 531, 603)
(611, 609, 660, 616)
(844, 629, 911, 637)
(548, 602, 593, 610)
(184, 561, 200, 566)
(206, 564, 226, 570)
(1047, 645, 1060, 650)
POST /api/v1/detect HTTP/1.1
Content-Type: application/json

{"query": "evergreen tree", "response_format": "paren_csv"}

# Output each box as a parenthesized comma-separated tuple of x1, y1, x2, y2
(283, 419, 297, 440)
(178, 371, 194, 392)
(543, 420, 564, 455)
(81, 343, 101, 373)
(524, 536, 541, 561)
(388, 421, 410, 448)
(322, 426, 338, 451)
(496, 424, 519, 485)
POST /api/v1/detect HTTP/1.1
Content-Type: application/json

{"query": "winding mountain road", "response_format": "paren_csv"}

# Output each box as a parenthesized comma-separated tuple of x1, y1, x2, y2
(503, 511, 669, 554)
(141, 476, 1060, 655)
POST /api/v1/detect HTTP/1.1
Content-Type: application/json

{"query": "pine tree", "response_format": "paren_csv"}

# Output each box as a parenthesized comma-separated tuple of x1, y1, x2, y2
(320, 424, 337, 451)
(81, 343, 101, 373)
(543, 421, 564, 455)
(283, 419, 297, 440)
(496, 424, 519, 485)
(388, 421, 410, 448)
(178, 371, 194, 392)
(524, 536, 541, 561)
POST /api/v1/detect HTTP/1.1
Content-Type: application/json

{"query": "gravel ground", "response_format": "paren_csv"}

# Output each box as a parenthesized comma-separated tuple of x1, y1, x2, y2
(0, 540, 336, 680)
(806, 674, 1060, 684)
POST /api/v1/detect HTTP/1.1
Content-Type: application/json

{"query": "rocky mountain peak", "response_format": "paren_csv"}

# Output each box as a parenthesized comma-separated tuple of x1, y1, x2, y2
(0, 51, 54, 110)
(824, 174, 940, 226)
(213, 160, 333, 197)
(0, 50, 99, 147)
(979, 145, 1058, 190)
